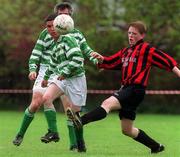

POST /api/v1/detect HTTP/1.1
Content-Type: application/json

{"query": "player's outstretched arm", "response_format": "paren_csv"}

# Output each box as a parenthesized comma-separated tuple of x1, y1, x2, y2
(90, 52, 104, 63)
(172, 66, 180, 77)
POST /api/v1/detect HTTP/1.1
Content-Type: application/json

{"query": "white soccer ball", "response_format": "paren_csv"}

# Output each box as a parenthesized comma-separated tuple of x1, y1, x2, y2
(53, 14, 74, 33)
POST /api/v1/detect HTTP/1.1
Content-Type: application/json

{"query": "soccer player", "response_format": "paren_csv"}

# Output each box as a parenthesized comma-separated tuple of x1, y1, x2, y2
(41, 14, 87, 153)
(12, 13, 60, 146)
(67, 21, 180, 154)
(42, 2, 97, 152)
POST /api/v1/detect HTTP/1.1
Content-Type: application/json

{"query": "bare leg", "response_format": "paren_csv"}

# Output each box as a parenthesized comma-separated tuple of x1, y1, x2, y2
(101, 96, 121, 113)
(121, 118, 164, 153)
(43, 83, 64, 106)
(29, 91, 44, 112)
(41, 83, 64, 143)
(60, 95, 72, 111)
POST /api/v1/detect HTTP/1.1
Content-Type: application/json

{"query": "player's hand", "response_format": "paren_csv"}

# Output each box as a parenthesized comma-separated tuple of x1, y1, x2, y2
(172, 66, 180, 78)
(28, 72, 37, 80)
(41, 80, 48, 87)
(90, 52, 104, 63)
(57, 75, 65, 81)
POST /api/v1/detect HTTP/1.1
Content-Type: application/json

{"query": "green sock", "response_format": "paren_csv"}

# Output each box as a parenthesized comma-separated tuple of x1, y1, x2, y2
(67, 119, 77, 147)
(74, 112, 84, 142)
(75, 127, 84, 142)
(44, 108, 58, 133)
(18, 108, 34, 136)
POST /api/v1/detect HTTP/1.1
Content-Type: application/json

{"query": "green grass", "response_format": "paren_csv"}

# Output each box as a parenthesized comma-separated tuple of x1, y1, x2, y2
(0, 111, 180, 157)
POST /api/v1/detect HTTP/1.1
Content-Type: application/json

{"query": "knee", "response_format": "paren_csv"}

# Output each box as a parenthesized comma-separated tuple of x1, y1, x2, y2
(30, 100, 42, 112)
(42, 94, 52, 105)
(101, 99, 111, 112)
(101, 96, 120, 113)
(121, 128, 132, 137)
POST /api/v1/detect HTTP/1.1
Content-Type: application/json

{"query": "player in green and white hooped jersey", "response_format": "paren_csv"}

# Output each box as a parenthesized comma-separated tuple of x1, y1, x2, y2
(12, 13, 60, 146)
(41, 13, 88, 152)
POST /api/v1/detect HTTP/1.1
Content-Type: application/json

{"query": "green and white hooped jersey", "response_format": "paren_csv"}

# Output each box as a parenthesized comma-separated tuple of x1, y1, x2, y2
(44, 34, 85, 80)
(69, 28, 98, 64)
(28, 28, 97, 73)
(29, 29, 54, 72)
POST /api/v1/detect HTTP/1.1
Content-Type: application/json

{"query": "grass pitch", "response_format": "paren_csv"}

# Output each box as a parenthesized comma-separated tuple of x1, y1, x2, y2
(0, 111, 180, 157)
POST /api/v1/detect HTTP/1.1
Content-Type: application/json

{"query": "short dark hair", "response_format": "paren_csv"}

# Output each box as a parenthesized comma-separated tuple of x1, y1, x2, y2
(44, 13, 58, 23)
(54, 2, 73, 16)
(128, 21, 147, 34)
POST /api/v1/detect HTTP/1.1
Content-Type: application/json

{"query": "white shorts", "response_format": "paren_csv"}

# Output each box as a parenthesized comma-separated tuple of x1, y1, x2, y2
(52, 75, 87, 107)
(32, 65, 55, 94)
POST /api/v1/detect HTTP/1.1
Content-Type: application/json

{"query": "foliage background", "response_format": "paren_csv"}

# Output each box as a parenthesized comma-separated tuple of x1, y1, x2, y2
(0, 0, 180, 112)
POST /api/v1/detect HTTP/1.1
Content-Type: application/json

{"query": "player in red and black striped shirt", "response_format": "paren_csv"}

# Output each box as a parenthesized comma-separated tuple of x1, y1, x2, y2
(98, 37, 178, 87)
(66, 21, 180, 154)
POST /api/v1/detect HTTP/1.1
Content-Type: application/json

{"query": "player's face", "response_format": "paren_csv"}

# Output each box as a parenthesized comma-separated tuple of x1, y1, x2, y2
(57, 8, 71, 15)
(46, 20, 59, 39)
(128, 26, 145, 46)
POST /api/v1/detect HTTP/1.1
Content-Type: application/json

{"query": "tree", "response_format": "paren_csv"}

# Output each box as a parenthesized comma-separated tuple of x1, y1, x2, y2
(0, 0, 57, 88)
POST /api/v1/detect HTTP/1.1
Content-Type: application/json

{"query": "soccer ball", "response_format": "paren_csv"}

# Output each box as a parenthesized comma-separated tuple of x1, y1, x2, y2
(53, 14, 74, 33)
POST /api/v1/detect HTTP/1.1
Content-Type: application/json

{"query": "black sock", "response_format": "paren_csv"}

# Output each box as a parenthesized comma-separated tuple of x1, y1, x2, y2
(134, 129, 160, 150)
(81, 106, 107, 125)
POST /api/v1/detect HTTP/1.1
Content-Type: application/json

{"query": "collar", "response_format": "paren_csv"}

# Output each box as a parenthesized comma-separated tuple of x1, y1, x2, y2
(129, 39, 144, 49)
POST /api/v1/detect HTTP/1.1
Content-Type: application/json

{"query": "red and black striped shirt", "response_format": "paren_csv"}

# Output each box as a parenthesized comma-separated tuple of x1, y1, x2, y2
(98, 40, 177, 87)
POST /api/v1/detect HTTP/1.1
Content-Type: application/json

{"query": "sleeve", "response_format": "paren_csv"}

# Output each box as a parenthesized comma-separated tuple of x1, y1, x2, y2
(98, 49, 123, 70)
(76, 30, 98, 64)
(28, 30, 46, 72)
(151, 47, 178, 71)
(60, 37, 84, 78)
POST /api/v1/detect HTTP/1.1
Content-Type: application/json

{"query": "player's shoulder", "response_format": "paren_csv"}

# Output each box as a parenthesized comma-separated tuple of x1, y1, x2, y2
(135, 41, 151, 49)
(38, 28, 51, 39)
(60, 34, 78, 47)
(70, 28, 84, 36)
(39, 28, 48, 36)
(143, 41, 150, 46)
(72, 28, 80, 33)
(62, 34, 76, 41)
(143, 41, 154, 49)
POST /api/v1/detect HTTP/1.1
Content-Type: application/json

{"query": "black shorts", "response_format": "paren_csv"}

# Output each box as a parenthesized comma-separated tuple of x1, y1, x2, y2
(113, 84, 145, 120)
